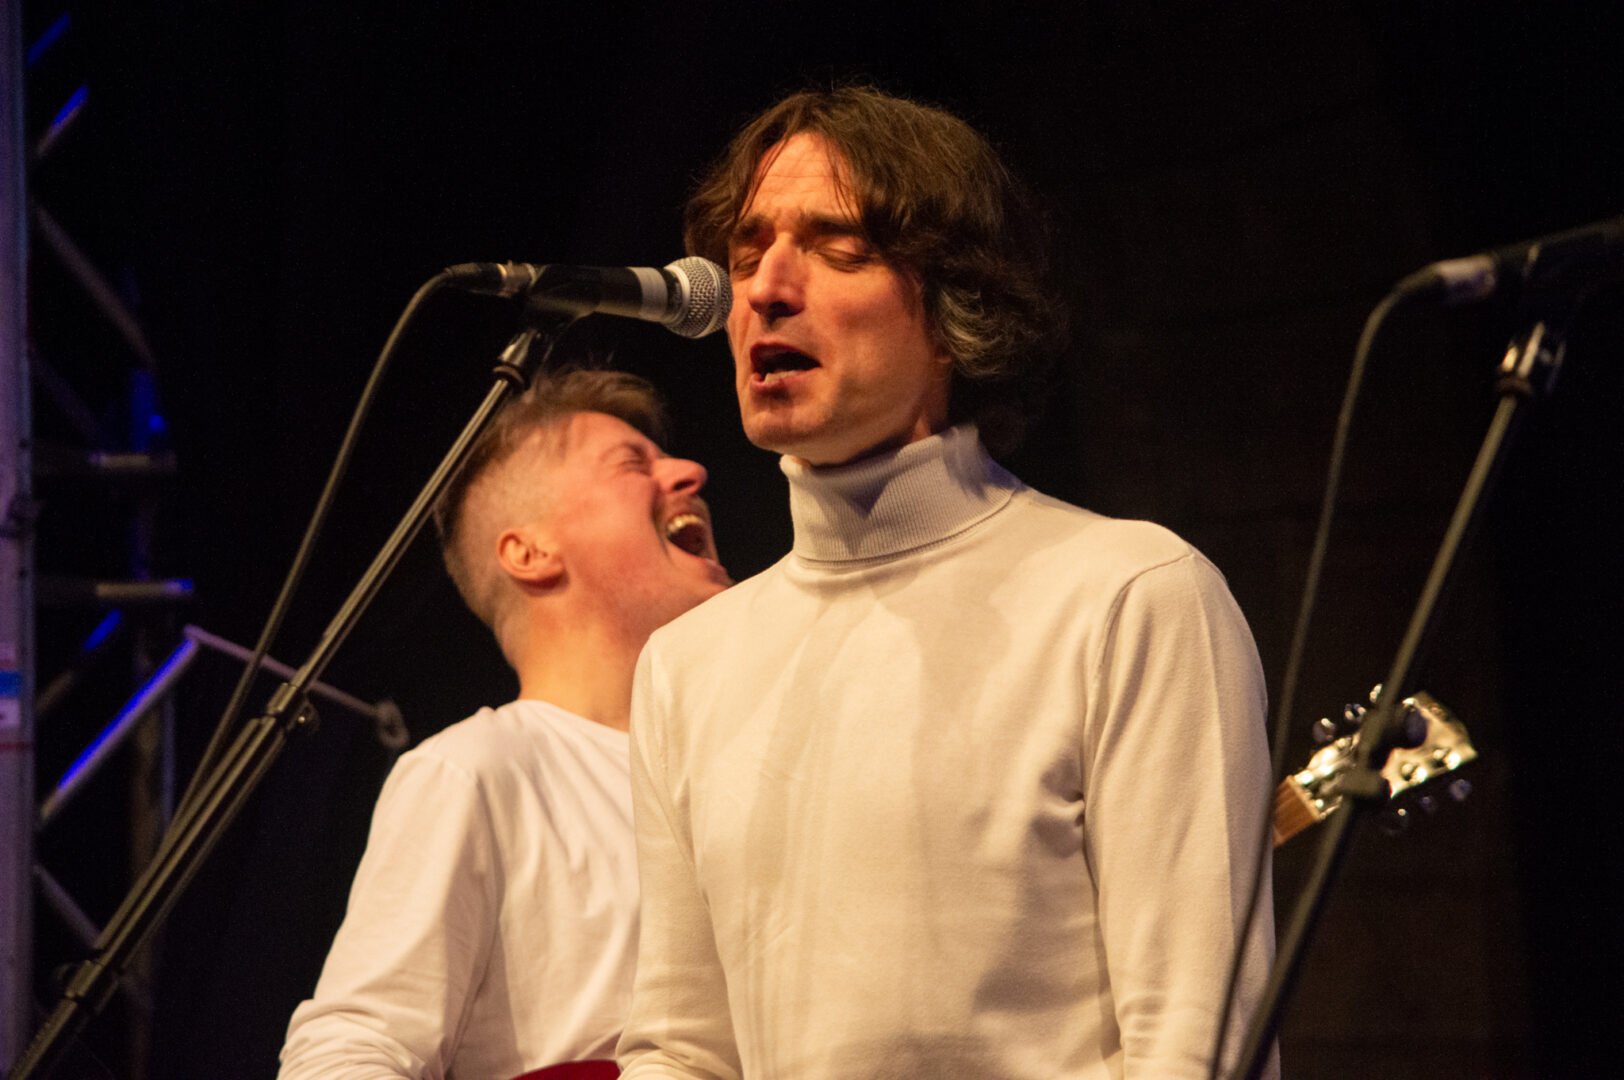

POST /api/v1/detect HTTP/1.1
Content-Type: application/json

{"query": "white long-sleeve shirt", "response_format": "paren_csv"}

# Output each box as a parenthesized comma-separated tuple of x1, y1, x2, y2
(280, 699, 638, 1079)
(618, 425, 1278, 1078)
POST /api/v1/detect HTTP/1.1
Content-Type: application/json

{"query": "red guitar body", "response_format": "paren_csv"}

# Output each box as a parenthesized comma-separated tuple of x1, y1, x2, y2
(511, 1061, 620, 1080)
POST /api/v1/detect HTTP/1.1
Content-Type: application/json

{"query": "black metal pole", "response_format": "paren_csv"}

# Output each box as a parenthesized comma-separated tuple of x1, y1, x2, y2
(11, 322, 567, 1079)
(1232, 319, 1563, 1079)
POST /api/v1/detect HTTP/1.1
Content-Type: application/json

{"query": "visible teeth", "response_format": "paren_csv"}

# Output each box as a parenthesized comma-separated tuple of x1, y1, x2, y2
(756, 348, 816, 379)
(665, 513, 710, 558)
(665, 513, 703, 539)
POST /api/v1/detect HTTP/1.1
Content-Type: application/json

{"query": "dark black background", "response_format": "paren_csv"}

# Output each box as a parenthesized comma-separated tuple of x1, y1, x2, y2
(20, 2, 1624, 1077)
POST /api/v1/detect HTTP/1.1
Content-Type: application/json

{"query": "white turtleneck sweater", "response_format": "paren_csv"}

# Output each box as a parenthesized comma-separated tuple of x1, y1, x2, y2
(618, 426, 1277, 1079)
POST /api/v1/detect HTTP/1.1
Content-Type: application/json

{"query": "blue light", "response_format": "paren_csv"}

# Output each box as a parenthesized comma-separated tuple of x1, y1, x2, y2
(83, 611, 122, 653)
(49, 84, 88, 132)
(59, 721, 116, 785)
(26, 12, 71, 69)
(55, 642, 192, 797)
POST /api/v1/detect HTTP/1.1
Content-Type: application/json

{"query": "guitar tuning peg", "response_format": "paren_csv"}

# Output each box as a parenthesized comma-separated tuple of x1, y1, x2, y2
(1448, 778, 1472, 803)
(1378, 807, 1410, 836)
(1311, 717, 1338, 745)
(1368, 683, 1384, 705)
(1396, 704, 1428, 749)
(1341, 702, 1367, 726)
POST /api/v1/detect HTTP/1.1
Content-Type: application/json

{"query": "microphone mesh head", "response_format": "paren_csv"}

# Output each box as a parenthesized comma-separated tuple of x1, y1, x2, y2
(665, 257, 732, 338)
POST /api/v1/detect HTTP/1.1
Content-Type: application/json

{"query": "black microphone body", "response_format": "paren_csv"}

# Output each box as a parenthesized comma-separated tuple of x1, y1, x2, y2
(443, 257, 730, 338)
(1415, 213, 1624, 305)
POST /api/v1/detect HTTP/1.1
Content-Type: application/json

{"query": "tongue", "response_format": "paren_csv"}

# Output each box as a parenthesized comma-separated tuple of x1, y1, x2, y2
(668, 522, 707, 557)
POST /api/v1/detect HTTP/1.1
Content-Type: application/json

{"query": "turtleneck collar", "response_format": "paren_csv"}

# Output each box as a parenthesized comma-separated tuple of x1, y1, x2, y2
(780, 425, 1022, 563)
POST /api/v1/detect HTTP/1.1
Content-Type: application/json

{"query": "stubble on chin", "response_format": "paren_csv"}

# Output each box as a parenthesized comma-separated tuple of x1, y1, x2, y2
(738, 396, 795, 455)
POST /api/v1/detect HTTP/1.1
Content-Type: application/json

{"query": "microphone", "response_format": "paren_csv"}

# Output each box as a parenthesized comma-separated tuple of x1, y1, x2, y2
(1410, 213, 1624, 305)
(442, 256, 731, 338)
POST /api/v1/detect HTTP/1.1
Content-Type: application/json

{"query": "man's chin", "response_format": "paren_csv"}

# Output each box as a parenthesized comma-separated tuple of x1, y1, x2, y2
(738, 400, 833, 452)
(741, 417, 810, 457)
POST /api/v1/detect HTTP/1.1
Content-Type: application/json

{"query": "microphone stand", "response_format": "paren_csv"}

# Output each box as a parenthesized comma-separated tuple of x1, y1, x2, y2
(11, 319, 574, 1080)
(1230, 310, 1568, 1079)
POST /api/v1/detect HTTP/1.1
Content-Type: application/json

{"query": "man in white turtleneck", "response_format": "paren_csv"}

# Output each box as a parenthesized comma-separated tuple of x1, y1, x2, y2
(617, 88, 1279, 1079)
(280, 370, 730, 1079)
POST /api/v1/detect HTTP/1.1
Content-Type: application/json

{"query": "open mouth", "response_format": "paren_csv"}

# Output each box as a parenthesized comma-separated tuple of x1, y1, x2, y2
(752, 344, 818, 385)
(664, 512, 711, 558)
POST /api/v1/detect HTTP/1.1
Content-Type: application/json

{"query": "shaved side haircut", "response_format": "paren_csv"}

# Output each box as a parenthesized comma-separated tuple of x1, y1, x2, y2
(433, 368, 667, 645)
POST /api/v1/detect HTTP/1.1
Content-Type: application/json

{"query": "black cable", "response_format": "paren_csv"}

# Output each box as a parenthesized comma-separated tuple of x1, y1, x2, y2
(1206, 271, 1436, 1078)
(11, 313, 564, 1080)
(164, 271, 456, 843)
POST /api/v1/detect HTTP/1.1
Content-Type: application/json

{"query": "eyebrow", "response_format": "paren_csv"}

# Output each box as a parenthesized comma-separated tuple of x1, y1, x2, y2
(729, 210, 866, 248)
(598, 439, 654, 465)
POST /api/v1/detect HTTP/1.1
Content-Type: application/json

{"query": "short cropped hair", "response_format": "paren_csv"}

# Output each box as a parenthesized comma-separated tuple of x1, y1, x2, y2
(433, 368, 667, 643)
(684, 85, 1064, 454)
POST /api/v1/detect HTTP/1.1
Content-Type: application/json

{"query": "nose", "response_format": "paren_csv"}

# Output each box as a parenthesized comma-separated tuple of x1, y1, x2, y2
(745, 239, 804, 324)
(658, 455, 708, 497)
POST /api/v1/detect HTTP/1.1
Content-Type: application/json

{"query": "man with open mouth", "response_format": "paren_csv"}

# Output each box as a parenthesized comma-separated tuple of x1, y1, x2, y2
(618, 87, 1278, 1079)
(279, 369, 729, 1079)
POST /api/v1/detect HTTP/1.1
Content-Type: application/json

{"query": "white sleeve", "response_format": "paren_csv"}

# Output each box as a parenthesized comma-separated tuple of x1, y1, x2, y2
(1082, 553, 1279, 1079)
(278, 751, 501, 1080)
(616, 645, 742, 1079)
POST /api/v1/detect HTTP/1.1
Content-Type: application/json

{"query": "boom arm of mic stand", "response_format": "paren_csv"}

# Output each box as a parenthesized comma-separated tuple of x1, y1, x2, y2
(1229, 317, 1563, 1079)
(10, 320, 573, 1080)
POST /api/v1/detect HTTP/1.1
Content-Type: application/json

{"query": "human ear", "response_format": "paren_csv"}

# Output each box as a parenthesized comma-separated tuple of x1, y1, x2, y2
(496, 525, 564, 589)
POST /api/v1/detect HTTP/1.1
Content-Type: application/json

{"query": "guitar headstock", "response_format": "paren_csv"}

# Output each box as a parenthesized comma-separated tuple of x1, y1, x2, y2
(1275, 690, 1478, 846)
(1378, 692, 1478, 800)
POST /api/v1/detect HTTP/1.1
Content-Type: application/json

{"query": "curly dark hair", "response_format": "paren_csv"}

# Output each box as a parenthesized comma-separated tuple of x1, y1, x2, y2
(684, 85, 1064, 454)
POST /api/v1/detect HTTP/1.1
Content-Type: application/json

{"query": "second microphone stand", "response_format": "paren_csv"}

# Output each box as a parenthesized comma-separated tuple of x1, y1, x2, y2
(1231, 309, 1569, 1079)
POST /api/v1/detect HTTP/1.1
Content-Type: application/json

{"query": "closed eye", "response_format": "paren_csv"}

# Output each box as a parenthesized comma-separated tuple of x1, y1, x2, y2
(600, 440, 654, 474)
(819, 243, 874, 269)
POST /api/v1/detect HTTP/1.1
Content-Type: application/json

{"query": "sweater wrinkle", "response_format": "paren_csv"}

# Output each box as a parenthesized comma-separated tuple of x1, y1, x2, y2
(620, 426, 1279, 1079)
(783, 424, 1021, 563)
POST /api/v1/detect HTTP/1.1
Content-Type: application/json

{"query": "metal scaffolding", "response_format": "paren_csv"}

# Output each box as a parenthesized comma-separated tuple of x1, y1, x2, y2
(9, 7, 192, 1073)
(2, 11, 411, 1072)
(3, 0, 38, 1070)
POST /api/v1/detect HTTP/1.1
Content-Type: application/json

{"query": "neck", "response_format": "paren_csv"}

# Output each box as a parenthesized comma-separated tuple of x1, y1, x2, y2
(782, 424, 1020, 562)
(509, 618, 641, 732)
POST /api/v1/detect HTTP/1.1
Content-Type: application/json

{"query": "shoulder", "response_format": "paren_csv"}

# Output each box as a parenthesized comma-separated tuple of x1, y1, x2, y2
(397, 700, 574, 784)
(372, 701, 630, 845)
(1002, 488, 1219, 590)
